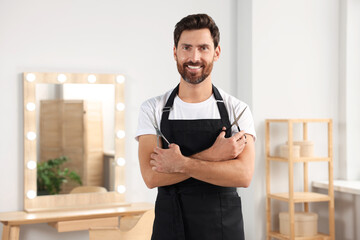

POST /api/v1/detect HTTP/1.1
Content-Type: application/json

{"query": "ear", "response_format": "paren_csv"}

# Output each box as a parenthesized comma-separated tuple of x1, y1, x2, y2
(173, 46, 177, 61)
(213, 45, 221, 61)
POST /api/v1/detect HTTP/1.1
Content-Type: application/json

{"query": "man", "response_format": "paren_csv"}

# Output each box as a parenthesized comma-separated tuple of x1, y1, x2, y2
(136, 14, 256, 240)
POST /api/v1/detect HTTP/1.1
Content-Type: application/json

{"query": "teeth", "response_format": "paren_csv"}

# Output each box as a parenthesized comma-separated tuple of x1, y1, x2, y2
(187, 65, 201, 69)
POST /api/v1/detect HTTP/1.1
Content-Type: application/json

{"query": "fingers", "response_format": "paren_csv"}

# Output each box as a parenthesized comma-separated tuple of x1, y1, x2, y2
(232, 130, 246, 141)
(153, 147, 162, 154)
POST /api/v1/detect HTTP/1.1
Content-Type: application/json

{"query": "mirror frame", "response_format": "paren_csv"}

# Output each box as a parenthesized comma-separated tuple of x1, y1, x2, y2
(23, 72, 126, 212)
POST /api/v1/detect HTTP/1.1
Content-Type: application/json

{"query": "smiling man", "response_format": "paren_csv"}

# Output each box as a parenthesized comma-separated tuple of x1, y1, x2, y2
(136, 14, 256, 240)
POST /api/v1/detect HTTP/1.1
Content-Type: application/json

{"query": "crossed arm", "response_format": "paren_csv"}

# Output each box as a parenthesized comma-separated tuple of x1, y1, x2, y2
(138, 129, 255, 189)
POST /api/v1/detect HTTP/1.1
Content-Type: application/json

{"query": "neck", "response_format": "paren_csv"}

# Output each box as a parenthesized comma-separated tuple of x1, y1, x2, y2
(178, 78, 213, 103)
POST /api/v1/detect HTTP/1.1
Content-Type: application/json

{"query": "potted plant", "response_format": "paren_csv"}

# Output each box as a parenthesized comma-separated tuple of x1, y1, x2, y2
(37, 156, 82, 195)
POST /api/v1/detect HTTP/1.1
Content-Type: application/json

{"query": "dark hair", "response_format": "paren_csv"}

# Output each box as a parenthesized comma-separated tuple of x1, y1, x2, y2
(174, 14, 220, 49)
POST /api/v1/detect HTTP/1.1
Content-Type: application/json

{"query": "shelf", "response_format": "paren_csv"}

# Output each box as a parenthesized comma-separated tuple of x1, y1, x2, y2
(268, 192, 331, 203)
(266, 119, 334, 239)
(265, 119, 331, 123)
(267, 156, 331, 163)
(269, 231, 330, 240)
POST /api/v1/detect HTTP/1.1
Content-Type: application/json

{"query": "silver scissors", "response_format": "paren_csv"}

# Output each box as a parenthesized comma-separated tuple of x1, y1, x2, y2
(231, 106, 247, 132)
(147, 110, 170, 147)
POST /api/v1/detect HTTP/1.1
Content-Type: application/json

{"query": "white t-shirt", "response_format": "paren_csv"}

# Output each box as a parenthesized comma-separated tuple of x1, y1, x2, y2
(135, 86, 256, 141)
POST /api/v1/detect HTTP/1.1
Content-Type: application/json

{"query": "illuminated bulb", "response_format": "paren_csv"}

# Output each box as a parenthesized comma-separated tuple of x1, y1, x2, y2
(26, 102, 36, 111)
(116, 157, 126, 166)
(57, 74, 67, 83)
(88, 74, 96, 83)
(27, 190, 36, 199)
(116, 103, 125, 111)
(27, 132, 37, 141)
(116, 75, 125, 84)
(116, 130, 125, 139)
(117, 185, 126, 194)
(26, 73, 36, 82)
(27, 161, 37, 170)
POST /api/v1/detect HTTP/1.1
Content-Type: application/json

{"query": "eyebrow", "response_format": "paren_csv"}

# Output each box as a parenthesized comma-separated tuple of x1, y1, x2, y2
(180, 43, 211, 48)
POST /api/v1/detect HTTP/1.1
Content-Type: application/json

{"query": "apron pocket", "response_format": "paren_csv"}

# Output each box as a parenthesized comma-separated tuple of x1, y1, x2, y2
(181, 193, 222, 240)
(220, 192, 245, 240)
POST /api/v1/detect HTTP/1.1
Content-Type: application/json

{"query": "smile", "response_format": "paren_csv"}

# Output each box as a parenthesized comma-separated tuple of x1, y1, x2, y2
(186, 65, 202, 70)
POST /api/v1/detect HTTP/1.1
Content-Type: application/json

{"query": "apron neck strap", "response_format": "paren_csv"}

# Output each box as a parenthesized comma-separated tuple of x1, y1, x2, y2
(160, 84, 231, 135)
(161, 84, 230, 119)
(212, 85, 231, 129)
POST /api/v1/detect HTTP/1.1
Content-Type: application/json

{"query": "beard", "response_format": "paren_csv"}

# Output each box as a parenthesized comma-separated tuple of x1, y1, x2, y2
(176, 59, 214, 85)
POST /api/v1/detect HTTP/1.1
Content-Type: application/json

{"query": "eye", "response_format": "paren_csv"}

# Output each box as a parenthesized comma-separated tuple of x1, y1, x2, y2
(182, 45, 190, 50)
(200, 46, 209, 51)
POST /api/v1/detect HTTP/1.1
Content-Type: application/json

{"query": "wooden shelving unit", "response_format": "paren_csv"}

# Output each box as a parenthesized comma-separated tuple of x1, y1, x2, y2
(265, 119, 335, 240)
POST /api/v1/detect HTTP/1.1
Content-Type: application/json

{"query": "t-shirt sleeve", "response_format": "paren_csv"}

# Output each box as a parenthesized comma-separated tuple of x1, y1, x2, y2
(135, 100, 157, 141)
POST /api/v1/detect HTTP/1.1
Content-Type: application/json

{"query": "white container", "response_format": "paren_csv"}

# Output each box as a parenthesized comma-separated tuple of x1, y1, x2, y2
(279, 144, 300, 158)
(279, 212, 318, 237)
(293, 141, 314, 157)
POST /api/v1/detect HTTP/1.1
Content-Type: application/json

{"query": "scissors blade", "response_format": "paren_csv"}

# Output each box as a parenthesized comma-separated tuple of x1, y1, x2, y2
(149, 110, 170, 146)
(232, 106, 240, 130)
(154, 126, 170, 146)
(231, 106, 247, 128)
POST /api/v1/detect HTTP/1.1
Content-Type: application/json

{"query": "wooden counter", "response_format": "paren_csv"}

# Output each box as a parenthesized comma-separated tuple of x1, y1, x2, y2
(0, 202, 154, 240)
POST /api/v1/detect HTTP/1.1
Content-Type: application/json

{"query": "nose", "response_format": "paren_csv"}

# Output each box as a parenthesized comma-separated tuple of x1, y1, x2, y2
(189, 49, 201, 63)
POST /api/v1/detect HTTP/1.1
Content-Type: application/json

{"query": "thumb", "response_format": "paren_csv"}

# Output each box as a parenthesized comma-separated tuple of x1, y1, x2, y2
(169, 143, 179, 149)
(218, 127, 226, 138)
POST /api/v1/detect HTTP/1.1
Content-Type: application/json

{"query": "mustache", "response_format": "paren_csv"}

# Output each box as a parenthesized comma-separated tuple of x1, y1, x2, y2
(184, 61, 204, 67)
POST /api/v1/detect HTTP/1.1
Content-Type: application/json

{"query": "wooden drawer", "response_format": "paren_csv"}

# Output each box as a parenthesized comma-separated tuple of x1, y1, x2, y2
(48, 217, 118, 232)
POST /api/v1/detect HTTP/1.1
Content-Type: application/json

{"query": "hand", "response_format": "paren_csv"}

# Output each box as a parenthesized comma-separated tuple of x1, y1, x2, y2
(207, 127, 247, 161)
(150, 144, 187, 173)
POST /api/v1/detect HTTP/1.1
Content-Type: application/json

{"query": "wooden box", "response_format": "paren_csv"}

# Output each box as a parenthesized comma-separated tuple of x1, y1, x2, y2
(279, 212, 318, 237)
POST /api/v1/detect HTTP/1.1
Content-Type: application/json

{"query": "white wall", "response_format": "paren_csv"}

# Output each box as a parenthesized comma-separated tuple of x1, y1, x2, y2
(340, 0, 360, 181)
(0, 0, 237, 239)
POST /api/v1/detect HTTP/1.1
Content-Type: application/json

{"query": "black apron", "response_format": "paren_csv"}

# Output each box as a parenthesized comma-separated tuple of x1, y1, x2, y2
(151, 85, 245, 240)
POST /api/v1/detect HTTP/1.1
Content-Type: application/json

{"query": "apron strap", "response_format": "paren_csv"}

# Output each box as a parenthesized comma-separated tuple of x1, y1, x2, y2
(212, 85, 231, 135)
(160, 84, 232, 145)
(160, 84, 179, 148)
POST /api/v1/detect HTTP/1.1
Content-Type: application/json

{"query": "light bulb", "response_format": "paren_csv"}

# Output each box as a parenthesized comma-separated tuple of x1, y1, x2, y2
(26, 102, 36, 111)
(116, 130, 125, 139)
(116, 157, 126, 166)
(27, 190, 36, 199)
(27, 132, 37, 141)
(88, 74, 96, 83)
(57, 74, 67, 83)
(26, 73, 36, 82)
(27, 161, 37, 170)
(116, 103, 125, 111)
(116, 75, 125, 84)
(117, 185, 126, 194)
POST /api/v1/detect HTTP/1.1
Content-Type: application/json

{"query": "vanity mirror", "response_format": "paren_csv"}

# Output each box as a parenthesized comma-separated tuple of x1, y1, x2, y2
(23, 72, 126, 212)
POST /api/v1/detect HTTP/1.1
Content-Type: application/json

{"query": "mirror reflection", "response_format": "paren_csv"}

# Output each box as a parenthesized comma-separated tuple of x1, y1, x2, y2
(35, 83, 115, 195)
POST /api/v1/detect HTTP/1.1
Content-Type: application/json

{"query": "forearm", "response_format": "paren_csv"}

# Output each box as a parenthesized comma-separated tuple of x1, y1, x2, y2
(141, 167, 189, 189)
(191, 148, 217, 161)
(184, 136, 255, 187)
(182, 157, 251, 187)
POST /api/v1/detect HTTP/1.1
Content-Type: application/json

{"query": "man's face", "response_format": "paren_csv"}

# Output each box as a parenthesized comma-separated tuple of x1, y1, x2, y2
(174, 29, 220, 84)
